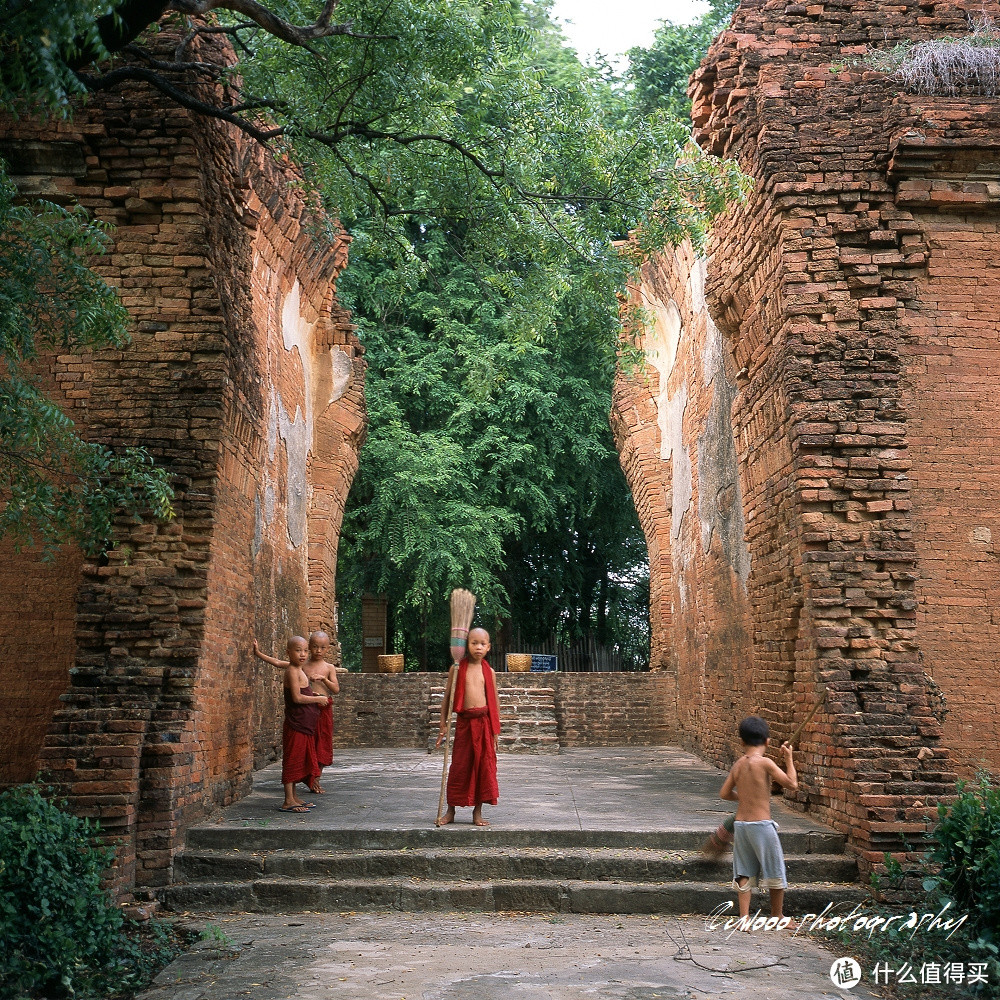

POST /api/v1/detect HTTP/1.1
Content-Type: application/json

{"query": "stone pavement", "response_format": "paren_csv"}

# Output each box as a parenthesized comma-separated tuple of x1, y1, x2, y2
(199, 746, 825, 836)
(142, 911, 882, 1000)
(143, 748, 881, 997)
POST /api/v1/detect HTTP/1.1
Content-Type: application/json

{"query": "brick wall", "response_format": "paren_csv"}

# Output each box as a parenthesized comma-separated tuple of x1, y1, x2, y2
(333, 672, 676, 748)
(901, 198, 1000, 774)
(1, 30, 366, 893)
(606, 0, 1000, 863)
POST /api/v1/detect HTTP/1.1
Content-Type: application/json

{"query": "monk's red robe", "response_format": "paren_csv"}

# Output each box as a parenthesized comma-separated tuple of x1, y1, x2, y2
(446, 659, 500, 808)
(315, 699, 334, 767)
(282, 685, 321, 785)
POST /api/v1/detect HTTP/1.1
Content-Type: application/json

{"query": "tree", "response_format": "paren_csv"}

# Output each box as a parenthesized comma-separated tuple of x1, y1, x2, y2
(1, 1, 175, 553)
(1, 0, 741, 565)
(628, 0, 739, 120)
(329, 1, 743, 669)
(336, 216, 652, 669)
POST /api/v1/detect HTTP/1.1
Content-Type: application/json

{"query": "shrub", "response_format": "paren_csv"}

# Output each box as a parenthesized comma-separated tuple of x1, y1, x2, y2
(930, 771, 1000, 938)
(0, 783, 168, 999)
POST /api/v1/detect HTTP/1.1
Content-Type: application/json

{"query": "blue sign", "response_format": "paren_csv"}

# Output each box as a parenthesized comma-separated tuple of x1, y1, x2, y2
(531, 654, 558, 672)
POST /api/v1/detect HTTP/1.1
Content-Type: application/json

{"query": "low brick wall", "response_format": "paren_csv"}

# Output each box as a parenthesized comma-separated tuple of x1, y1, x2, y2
(332, 672, 675, 748)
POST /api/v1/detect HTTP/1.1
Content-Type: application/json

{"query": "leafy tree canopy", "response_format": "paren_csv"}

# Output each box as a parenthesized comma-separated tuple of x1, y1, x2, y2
(627, 0, 739, 120)
(334, 6, 737, 669)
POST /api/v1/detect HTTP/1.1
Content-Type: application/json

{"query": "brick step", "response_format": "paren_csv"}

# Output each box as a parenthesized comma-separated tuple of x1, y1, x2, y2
(498, 738, 561, 754)
(185, 826, 847, 854)
(175, 848, 857, 885)
(428, 683, 561, 753)
(162, 876, 863, 915)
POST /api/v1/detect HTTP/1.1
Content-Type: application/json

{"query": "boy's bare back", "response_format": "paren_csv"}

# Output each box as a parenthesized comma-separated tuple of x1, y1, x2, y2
(721, 744, 797, 822)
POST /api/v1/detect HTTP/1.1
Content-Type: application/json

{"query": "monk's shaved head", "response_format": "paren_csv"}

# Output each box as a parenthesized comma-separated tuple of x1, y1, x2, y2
(309, 631, 330, 643)
(287, 635, 308, 650)
(469, 627, 490, 641)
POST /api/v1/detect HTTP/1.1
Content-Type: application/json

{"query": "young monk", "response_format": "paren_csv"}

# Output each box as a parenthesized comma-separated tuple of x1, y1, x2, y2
(434, 627, 500, 827)
(260, 635, 328, 813)
(253, 631, 340, 792)
(720, 716, 798, 920)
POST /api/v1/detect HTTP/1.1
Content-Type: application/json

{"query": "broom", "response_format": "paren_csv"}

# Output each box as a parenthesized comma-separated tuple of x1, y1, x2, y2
(435, 588, 477, 826)
(701, 689, 828, 857)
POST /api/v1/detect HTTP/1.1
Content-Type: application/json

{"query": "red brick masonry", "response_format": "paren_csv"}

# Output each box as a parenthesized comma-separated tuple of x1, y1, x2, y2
(612, 0, 1000, 866)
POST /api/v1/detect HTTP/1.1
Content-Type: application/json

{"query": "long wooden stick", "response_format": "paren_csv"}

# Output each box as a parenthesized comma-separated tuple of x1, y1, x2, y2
(788, 688, 827, 747)
(435, 663, 458, 825)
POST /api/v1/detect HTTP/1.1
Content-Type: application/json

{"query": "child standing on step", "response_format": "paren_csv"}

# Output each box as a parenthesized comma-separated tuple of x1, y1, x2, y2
(434, 627, 500, 827)
(255, 635, 329, 813)
(720, 716, 797, 920)
(254, 632, 340, 793)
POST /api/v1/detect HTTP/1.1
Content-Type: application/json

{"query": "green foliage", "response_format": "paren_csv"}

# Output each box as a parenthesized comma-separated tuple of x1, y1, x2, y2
(627, 0, 739, 120)
(332, 0, 741, 668)
(840, 780, 1000, 999)
(929, 772, 1000, 945)
(0, 0, 108, 115)
(0, 783, 183, 999)
(338, 207, 651, 669)
(0, 162, 174, 554)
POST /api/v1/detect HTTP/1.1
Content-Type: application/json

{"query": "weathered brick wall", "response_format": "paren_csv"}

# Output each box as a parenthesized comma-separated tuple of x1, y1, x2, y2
(333, 672, 676, 747)
(608, 0, 1000, 862)
(0, 541, 83, 785)
(896, 140, 1000, 774)
(614, 246, 774, 768)
(1, 30, 365, 893)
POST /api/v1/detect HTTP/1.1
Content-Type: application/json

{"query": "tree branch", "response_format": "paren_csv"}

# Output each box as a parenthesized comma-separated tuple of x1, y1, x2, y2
(166, 0, 382, 49)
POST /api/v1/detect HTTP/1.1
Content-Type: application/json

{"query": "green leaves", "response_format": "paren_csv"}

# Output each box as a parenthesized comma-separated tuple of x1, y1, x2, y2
(931, 772, 1000, 943)
(0, 0, 109, 116)
(0, 162, 173, 555)
(0, 784, 184, 998)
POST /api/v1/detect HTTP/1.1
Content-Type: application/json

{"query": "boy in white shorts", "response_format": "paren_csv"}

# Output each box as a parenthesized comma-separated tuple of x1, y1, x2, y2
(720, 715, 798, 919)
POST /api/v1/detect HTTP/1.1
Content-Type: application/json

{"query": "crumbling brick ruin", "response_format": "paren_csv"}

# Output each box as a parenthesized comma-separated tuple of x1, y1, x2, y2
(7, 0, 1000, 895)
(613, 0, 1000, 865)
(0, 32, 365, 894)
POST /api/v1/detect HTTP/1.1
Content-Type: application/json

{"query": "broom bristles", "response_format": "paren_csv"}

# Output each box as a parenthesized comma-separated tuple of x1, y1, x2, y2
(449, 588, 476, 664)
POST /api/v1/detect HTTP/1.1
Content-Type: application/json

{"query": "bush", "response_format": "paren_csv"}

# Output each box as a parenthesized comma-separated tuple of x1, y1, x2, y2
(837, 774, 1000, 999)
(931, 771, 1000, 942)
(0, 783, 182, 999)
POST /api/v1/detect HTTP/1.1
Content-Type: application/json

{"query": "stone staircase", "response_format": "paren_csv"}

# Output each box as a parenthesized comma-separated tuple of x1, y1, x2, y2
(162, 826, 862, 915)
(427, 684, 560, 753)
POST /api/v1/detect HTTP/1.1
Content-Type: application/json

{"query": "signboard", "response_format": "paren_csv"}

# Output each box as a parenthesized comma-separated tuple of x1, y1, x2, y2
(363, 636, 384, 648)
(530, 654, 558, 672)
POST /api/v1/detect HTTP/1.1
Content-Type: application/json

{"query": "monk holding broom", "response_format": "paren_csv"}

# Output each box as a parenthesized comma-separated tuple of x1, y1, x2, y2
(435, 625, 501, 827)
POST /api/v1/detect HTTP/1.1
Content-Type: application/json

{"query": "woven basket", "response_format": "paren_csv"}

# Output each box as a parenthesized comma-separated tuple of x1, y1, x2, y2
(506, 653, 532, 673)
(377, 654, 404, 673)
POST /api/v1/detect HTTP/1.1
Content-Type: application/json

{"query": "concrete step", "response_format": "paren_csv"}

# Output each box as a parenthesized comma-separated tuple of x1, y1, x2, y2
(162, 876, 863, 915)
(175, 847, 857, 885)
(184, 826, 847, 854)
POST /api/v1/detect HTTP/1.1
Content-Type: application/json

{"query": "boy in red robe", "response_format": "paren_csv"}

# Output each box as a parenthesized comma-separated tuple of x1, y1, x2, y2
(434, 627, 500, 826)
(276, 636, 329, 813)
(254, 631, 340, 793)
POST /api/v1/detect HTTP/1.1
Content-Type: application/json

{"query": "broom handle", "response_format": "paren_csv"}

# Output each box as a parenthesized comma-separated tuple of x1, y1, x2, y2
(788, 688, 827, 746)
(436, 663, 458, 824)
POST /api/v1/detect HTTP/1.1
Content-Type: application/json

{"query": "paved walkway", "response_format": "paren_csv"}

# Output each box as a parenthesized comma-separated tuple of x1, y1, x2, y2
(146, 912, 880, 1000)
(204, 746, 827, 835)
(140, 748, 883, 999)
